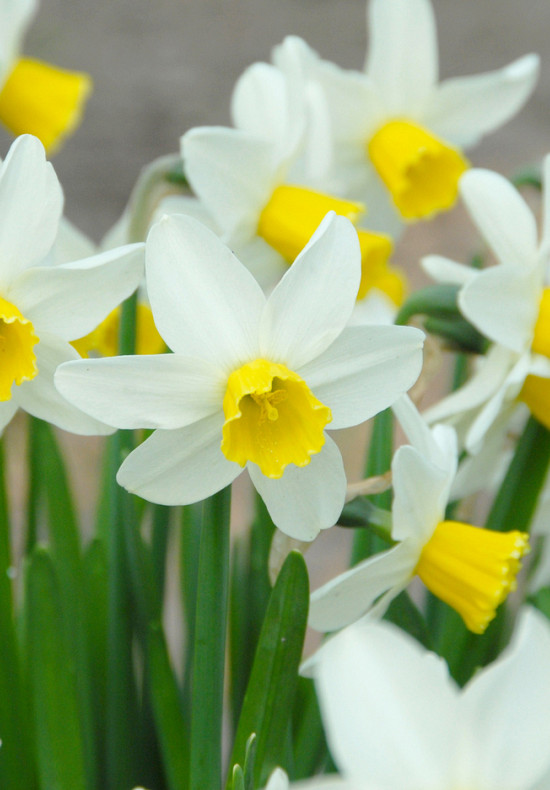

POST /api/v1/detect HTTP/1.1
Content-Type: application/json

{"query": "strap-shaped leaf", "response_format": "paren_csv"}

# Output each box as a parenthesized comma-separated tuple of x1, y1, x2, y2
(228, 550, 309, 787)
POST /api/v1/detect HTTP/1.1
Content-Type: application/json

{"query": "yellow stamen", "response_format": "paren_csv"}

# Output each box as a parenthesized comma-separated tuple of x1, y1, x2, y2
(415, 520, 529, 634)
(0, 297, 39, 400)
(221, 358, 331, 478)
(258, 184, 404, 305)
(72, 304, 165, 358)
(0, 57, 92, 154)
(367, 119, 469, 220)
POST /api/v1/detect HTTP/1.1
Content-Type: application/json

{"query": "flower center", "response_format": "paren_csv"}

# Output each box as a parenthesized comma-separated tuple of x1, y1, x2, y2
(367, 119, 469, 220)
(72, 304, 165, 358)
(415, 520, 529, 634)
(0, 297, 39, 401)
(257, 184, 403, 305)
(221, 358, 332, 478)
(0, 57, 92, 154)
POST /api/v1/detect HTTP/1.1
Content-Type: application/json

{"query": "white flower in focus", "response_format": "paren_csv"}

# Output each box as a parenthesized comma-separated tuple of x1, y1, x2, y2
(302, 609, 550, 790)
(309, 396, 529, 634)
(0, 134, 144, 434)
(423, 158, 550, 452)
(55, 212, 424, 540)
(0, 0, 92, 152)
(266, 0, 538, 225)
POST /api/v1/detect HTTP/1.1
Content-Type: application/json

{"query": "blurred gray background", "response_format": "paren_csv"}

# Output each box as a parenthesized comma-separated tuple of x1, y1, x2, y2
(17, 0, 550, 246)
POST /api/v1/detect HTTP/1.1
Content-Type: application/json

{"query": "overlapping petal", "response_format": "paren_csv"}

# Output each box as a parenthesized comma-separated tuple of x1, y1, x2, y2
(313, 621, 455, 789)
(248, 435, 346, 541)
(459, 169, 539, 269)
(16, 332, 113, 435)
(308, 541, 415, 631)
(146, 214, 264, 369)
(55, 354, 222, 430)
(260, 213, 360, 369)
(9, 243, 144, 340)
(366, 0, 438, 115)
(117, 413, 242, 506)
(427, 54, 540, 148)
(182, 127, 278, 237)
(0, 135, 62, 288)
(298, 324, 423, 429)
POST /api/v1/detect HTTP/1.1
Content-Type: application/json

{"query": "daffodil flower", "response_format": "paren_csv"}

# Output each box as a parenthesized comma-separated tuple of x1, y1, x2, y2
(55, 212, 423, 540)
(423, 158, 550, 451)
(302, 609, 550, 790)
(0, 134, 144, 434)
(266, 0, 539, 224)
(309, 396, 529, 634)
(0, 0, 91, 152)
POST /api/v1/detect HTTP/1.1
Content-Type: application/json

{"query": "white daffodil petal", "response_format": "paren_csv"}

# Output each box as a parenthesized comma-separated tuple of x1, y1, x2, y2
(16, 332, 114, 435)
(117, 413, 242, 506)
(248, 435, 346, 542)
(456, 609, 550, 789)
(316, 61, 383, 143)
(231, 62, 289, 142)
(459, 169, 538, 268)
(458, 263, 539, 352)
(51, 217, 96, 266)
(55, 355, 222, 430)
(0, 135, 63, 288)
(182, 126, 277, 237)
(427, 54, 540, 148)
(423, 345, 514, 425)
(298, 325, 424, 429)
(421, 254, 478, 286)
(392, 394, 457, 473)
(146, 214, 264, 369)
(151, 194, 220, 234)
(366, 0, 438, 115)
(261, 213, 360, 369)
(313, 622, 455, 788)
(391, 445, 450, 543)
(308, 542, 416, 631)
(10, 243, 144, 340)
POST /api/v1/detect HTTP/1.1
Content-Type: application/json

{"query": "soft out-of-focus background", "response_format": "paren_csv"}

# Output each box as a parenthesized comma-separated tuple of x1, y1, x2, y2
(17, 0, 550, 245)
(7, 0, 550, 596)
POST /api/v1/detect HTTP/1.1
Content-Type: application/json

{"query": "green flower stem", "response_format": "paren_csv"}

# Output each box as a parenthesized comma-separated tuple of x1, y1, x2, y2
(190, 487, 232, 790)
(0, 439, 35, 789)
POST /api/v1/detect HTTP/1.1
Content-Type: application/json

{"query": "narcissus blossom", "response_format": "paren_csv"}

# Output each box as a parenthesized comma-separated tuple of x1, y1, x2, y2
(265, 0, 538, 225)
(0, 0, 91, 152)
(423, 158, 550, 451)
(302, 610, 550, 790)
(309, 397, 529, 634)
(55, 212, 423, 540)
(181, 124, 406, 310)
(0, 134, 144, 434)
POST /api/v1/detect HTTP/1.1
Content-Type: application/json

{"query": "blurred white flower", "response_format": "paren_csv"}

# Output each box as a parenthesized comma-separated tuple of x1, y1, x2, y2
(424, 158, 550, 451)
(256, 0, 538, 227)
(303, 609, 550, 790)
(0, 0, 91, 152)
